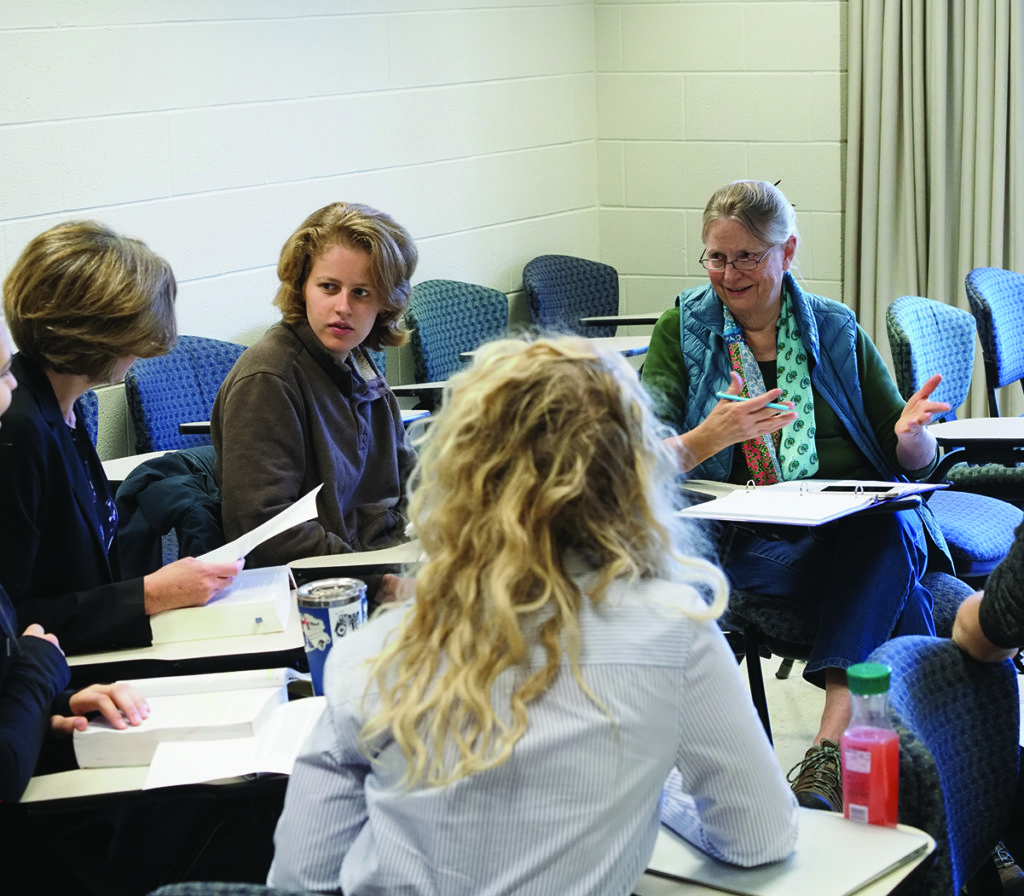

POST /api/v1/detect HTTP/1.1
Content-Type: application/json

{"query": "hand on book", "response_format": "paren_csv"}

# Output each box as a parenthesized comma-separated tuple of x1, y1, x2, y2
(50, 682, 151, 739)
(143, 557, 245, 615)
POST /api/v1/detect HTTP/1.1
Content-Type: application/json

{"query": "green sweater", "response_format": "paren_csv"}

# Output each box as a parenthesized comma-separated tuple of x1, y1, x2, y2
(641, 307, 935, 483)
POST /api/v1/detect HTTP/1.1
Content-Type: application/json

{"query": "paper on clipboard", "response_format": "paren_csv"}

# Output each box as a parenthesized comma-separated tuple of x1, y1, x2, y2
(199, 484, 323, 563)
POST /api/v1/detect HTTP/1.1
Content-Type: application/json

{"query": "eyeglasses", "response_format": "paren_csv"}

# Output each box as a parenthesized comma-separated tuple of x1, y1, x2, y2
(699, 247, 773, 272)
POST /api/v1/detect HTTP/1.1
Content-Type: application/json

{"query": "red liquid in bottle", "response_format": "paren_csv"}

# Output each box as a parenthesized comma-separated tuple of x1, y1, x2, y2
(841, 725, 899, 826)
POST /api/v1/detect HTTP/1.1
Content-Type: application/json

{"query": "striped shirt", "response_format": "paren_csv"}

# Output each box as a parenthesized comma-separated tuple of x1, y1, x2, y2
(269, 575, 798, 894)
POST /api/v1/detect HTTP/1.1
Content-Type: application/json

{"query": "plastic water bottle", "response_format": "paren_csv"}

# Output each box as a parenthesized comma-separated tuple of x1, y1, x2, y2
(841, 662, 899, 826)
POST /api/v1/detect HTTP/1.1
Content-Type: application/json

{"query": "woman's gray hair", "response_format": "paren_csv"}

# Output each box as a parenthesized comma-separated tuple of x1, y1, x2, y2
(702, 180, 799, 248)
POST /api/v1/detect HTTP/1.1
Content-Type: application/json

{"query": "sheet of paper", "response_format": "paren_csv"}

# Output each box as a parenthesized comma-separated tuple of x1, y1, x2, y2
(143, 696, 327, 789)
(200, 484, 323, 563)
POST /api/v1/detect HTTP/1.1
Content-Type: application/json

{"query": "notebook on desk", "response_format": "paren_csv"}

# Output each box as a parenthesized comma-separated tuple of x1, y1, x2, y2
(647, 809, 932, 896)
(677, 479, 944, 527)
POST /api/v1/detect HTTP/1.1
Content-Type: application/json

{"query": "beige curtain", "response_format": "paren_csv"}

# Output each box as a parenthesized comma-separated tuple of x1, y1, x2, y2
(845, 0, 1024, 417)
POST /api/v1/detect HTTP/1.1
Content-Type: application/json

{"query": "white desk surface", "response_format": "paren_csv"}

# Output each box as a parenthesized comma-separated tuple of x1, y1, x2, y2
(289, 539, 424, 570)
(580, 312, 663, 327)
(634, 819, 935, 896)
(460, 335, 649, 362)
(68, 592, 303, 668)
(391, 381, 445, 394)
(930, 417, 1024, 442)
(21, 765, 151, 803)
(101, 449, 170, 484)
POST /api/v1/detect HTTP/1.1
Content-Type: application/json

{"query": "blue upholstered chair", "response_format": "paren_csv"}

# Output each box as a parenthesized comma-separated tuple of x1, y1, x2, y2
(125, 335, 245, 453)
(886, 295, 1024, 572)
(522, 254, 620, 337)
(79, 388, 99, 446)
(965, 267, 1024, 417)
(868, 635, 1020, 896)
(724, 570, 973, 746)
(405, 279, 509, 384)
(365, 348, 386, 378)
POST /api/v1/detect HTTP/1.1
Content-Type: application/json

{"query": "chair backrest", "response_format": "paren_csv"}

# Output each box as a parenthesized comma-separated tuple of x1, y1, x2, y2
(868, 635, 1020, 896)
(405, 279, 509, 383)
(125, 334, 246, 452)
(365, 348, 386, 378)
(522, 254, 619, 337)
(964, 267, 1024, 415)
(885, 295, 976, 421)
(78, 388, 99, 446)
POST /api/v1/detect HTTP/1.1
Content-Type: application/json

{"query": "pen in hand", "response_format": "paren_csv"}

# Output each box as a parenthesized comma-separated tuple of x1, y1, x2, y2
(715, 391, 792, 413)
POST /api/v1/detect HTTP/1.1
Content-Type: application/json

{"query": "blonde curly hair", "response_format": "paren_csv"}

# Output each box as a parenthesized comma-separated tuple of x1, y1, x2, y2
(359, 335, 727, 788)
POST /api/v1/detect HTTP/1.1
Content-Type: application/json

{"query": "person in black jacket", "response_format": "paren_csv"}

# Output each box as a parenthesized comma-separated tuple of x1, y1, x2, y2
(0, 321, 148, 801)
(0, 221, 243, 654)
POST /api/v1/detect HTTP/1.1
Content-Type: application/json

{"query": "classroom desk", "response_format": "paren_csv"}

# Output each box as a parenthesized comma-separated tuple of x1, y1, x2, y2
(633, 815, 935, 896)
(178, 406, 430, 434)
(580, 312, 663, 327)
(101, 449, 170, 486)
(391, 380, 445, 396)
(930, 417, 1024, 453)
(19, 772, 933, 896)
(460, 335, 650, 362)
(928, 417, 1024, 479)
(66, 591, 305, 688)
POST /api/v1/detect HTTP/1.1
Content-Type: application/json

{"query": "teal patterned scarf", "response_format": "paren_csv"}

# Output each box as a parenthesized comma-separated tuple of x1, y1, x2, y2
(722, 287, 818, 483)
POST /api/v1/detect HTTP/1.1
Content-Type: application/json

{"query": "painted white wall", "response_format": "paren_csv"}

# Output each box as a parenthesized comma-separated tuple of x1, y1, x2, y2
(0, 1, 846, 456)
(596, 0, 845, 318)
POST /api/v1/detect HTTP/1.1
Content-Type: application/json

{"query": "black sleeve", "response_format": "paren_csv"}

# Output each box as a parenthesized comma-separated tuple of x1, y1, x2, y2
(0, 635, 70, 802)
(979, 522, 1024, 649)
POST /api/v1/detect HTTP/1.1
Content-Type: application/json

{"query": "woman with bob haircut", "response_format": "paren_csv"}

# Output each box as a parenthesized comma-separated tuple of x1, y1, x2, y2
(212, 201, 418, 569)
(267, 336, 797, 895)
(0, 221, 243, 655)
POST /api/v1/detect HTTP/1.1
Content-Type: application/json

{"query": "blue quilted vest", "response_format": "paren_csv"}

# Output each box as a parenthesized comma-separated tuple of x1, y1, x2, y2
(677, 272, 950, 566)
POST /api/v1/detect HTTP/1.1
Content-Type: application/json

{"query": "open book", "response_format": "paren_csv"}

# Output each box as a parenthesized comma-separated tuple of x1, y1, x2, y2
(142, 695, 325, 789)
(73, 668, 304, 769)
(150, 565, 293, 643)
(676, 479, 946, 527)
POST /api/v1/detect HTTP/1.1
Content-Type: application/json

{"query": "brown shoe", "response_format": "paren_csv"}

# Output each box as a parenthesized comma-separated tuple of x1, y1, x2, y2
(786, 739, 842, 812)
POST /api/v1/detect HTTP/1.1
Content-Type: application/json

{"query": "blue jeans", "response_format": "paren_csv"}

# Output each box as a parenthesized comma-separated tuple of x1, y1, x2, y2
(722, 508, 935, 686)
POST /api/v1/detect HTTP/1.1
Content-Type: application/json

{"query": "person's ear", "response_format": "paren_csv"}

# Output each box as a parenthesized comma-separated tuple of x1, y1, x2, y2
(781, 235, 797, 271)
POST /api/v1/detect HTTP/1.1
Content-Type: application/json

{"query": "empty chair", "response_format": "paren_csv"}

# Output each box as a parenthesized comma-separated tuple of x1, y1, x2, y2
(365, 348, 386, 378)
(886, 295, 1024, 550)
(125, 334, 245, 452)
(79, 388, 99, 446)
(523, 254, 619, 337)
(405, 279, 508, 383)
(867, 635, 1020, 896)
(965, 267, 1024, 416)
(724, 569, 972, 746)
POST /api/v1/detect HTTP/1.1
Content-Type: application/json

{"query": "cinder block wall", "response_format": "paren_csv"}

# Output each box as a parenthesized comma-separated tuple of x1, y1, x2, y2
(595, 0, 845, 317)
(0, 2, 846, 457)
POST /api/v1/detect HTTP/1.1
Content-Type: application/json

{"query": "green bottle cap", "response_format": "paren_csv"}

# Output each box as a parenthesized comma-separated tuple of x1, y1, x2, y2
(847, 662, 891, 695)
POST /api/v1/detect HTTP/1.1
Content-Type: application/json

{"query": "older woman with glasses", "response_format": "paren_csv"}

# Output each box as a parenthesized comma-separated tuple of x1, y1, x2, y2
(641, 179, 952, 814)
